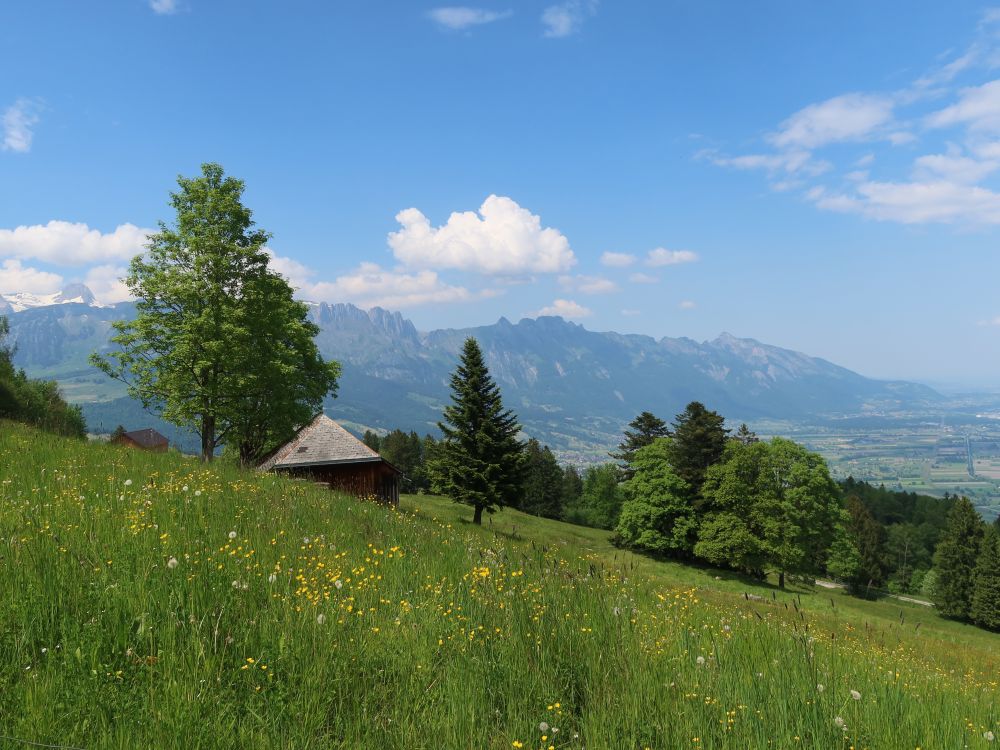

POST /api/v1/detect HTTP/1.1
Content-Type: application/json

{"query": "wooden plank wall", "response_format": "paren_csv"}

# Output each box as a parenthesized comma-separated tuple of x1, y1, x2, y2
(281, 461, 399, 506)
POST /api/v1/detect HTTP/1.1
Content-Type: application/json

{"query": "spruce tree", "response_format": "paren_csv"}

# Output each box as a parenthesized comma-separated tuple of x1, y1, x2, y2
(609, 411, 670, 479)
(844, 494, 887, 590)
(970, 526, 1000, 631)
(522, 439, 564, 519)
(665, 401, 729, 497)
(932, 496, 985, 620)
(733, 423, 759, 445)
(429, 337, 523, 524)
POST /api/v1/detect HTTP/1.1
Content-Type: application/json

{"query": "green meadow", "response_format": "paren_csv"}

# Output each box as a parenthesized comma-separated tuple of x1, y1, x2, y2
(1, 421, 997, 749)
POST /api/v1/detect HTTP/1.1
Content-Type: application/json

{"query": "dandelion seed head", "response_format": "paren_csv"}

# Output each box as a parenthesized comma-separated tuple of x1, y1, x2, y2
(124, 479, 133, 487)
(539, 722, 550, 732)
(985, 731, 995, 742)
(228, 531, 237, 540)
(167, 557, 179, 569)
(834, 717, 845, 729)
(317, 613, 327, 625)
(816, 684, 824, 692)
(850, 689, 861, 701)
(696, 655, 706, 666)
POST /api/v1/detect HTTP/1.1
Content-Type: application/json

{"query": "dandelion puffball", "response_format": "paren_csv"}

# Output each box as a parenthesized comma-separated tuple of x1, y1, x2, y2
(696, 655, 706, 666)
(124, 479, 132, 487)
(834, 717, 845, 729)
(316, 613, 326, 625)
(167, 557, 179, 569)
(334, 579, 343, 589)
(984, 731, 995, 742)
(816, 684, 824, 692)
(539, 722, 550, 733)
(228, 531, 237, 540)
(850, 690, 861, 701)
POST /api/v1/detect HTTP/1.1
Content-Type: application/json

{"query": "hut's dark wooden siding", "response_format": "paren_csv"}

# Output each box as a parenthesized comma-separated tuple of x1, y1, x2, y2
(281, 461, 399, 506)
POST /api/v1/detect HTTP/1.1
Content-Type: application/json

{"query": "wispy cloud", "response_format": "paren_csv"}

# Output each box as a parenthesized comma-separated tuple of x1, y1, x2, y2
(705, 10, 1000, 228)
(678, 300, 696, 310)
(149, 0, 179, 15)
(2, 98, 42, 154)
(599, 251, 636, 267)
(428, 7, 511, 30)
(628, 272, 658, 284)
(558, 274, 618, 294)
(646, 248, 698, 267)
(541, 0, 597, 38)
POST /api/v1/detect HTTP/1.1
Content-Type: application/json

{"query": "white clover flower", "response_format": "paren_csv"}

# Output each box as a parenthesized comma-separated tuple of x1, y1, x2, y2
(124, 479, 133, 487)
(268, 573, 278, 584)
(834, 717, 845, 729)
(167, 557, 179, 569)
(539, 722, 550, 733)
(696, 655, 706, 666)
(228, 531, 237, 540)
(303, 537, 311, 544)
(232, 580, 241, 589)
(850, 689, 861, 701)
(316, 613, 326, 625)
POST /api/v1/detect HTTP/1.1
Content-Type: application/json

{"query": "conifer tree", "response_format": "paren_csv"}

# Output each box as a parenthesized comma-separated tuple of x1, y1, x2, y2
(560, 465, 584, 511)
(733, 423, 759, 445)
(429, 337, 523, 524)
(843, 494, 887, 590)
(932, 496, 985, 620)
(522, 438, 564, 519)
(665, 401, 729, 498)
(610, 411, 670, 479)
(970, 526, 1000, 630)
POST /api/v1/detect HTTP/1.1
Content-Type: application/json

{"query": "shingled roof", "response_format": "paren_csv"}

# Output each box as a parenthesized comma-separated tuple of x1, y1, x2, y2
(122, 428, 168, 449)
(259, 414, 392, 471)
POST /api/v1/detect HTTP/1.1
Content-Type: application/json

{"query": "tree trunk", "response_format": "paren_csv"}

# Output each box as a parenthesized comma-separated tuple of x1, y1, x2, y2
(201, 413, 215, 462)
(778, 570, 785, 589)
(473, 504, 484, 525)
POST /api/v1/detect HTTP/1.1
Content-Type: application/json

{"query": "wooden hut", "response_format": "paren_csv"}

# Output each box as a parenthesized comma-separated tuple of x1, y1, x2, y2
(258, 414, 401, 506)
(111, 427, 169, 452)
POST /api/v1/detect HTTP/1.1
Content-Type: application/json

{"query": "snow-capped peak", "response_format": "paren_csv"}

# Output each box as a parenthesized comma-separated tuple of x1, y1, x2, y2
(0, 285, 110, 313)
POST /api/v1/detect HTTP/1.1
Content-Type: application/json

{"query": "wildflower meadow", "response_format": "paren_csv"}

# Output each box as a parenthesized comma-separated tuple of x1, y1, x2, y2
(0, 421, 997, 749)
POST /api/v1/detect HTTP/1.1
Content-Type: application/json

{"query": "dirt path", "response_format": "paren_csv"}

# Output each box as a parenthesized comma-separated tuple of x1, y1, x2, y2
(814, 579, 934, 607)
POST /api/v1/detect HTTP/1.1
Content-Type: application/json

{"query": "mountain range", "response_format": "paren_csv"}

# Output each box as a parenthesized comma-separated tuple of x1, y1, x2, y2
(2, 285, 943, 457)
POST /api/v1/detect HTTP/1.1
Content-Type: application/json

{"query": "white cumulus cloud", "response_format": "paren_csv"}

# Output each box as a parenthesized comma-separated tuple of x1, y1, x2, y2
(2, 98, 42, 154)
(428, 7, 511, 29)
(533, 298, 591, 318)
(0, 221, 150, 265)
(629, 272, 658, 284)
(388, 195, 575, 275)
(541, 0, 597, 38)
(84, 265, 132, 304)
(308, 262, 489, 309)
(0, 259, 63, 296)
(600, 251, 636, 267)
(812, 179, 1000, 224)
(646, 248, 698, 267)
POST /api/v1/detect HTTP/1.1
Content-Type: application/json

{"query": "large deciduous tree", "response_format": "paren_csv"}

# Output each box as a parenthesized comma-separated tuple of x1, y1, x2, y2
(615, 439, 696, 557)
(429, 337, 523, 524)
(91, 163, 339, 462)
(696, 438, 841, 587)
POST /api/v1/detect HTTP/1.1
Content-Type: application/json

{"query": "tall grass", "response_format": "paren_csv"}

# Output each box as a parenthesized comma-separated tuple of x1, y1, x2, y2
(0, 421, 997, 749)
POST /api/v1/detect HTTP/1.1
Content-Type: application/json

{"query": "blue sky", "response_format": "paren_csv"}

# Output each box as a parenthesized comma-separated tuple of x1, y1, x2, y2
(2, 1, 1000, 384)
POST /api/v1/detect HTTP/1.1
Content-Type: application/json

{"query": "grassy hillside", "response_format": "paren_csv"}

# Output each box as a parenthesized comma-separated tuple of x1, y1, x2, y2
(1, 422, 997, 749)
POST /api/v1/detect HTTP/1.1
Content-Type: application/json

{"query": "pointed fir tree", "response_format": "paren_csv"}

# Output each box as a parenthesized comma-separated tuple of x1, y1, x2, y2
(521, 438, 564, 519)
(429, 337, 524, 524)
(665, 401, 729, 498)
(932, 496, 985, 620)
(733, 423, 759, 445)
(843, 494, 887, 591)
(609, 411, 670, 479)
(970, 526, 1000, 631)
